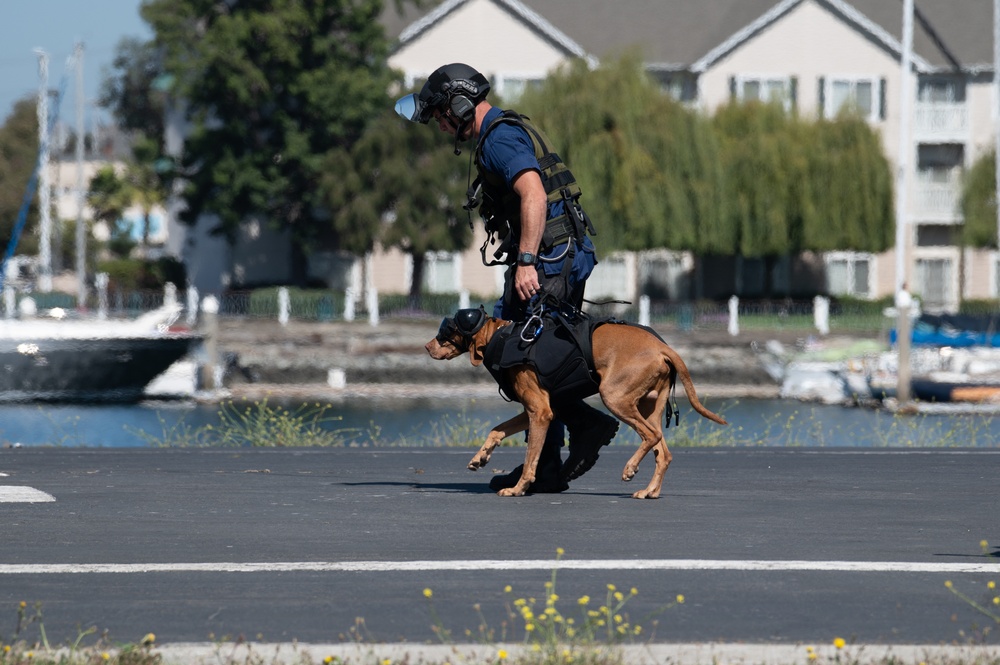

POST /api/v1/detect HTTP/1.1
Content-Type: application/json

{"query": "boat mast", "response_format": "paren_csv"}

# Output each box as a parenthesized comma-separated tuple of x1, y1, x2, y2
(74, 41, 86, 309)
(35, 50, 52, 293)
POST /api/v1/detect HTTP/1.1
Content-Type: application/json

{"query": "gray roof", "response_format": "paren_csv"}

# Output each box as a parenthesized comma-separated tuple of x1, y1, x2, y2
(384, 0, 994, 73)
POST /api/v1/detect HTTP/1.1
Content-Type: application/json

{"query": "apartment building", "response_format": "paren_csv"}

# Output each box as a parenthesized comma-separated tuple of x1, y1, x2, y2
(377, 0, 997, 311)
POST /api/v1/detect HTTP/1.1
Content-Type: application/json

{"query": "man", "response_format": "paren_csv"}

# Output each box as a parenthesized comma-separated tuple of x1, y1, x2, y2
(396, 62, 618, 493)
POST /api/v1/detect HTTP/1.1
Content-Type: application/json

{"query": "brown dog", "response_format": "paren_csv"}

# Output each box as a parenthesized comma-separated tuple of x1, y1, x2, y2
(425, 311, 727, 499)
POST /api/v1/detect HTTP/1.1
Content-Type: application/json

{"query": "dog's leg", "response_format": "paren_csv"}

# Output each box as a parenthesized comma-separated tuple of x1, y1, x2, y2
(498, 368, 553, 497)
(607, 386, 671, 499)
(468, 411, 529, 471)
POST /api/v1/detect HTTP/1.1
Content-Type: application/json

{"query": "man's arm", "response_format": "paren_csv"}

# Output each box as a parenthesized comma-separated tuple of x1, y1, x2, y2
(511, 169, 546, 302)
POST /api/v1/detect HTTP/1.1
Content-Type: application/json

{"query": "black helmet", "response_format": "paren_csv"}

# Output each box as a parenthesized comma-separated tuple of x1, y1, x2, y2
(395, 63, 491, 125)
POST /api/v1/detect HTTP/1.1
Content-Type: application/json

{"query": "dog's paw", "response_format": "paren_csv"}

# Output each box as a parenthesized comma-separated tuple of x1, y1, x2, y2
(631, 489, 660, 499)
(497, 487, 525, 497)
(467, 455, 489, 470)
(621, 465, 638, 482)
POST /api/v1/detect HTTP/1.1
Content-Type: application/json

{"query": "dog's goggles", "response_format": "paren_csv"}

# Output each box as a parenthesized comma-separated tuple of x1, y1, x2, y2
(435, 307, 487, 351)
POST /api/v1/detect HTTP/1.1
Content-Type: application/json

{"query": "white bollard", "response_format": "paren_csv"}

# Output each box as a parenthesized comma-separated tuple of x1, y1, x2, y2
(367, 287, 379, 326)
(638, 294, 650, 327)
(727, 295, 740, 336)
(186, 285, 199, 326)
(344, 289, 356, 322)
(3, 285, 14, 319)
(201, 295, 220, 391)
(814, 295, 830, 336)
(327, 368, 346, 389)
(277, 287, 290, 326)
(95, 272, 109, 321)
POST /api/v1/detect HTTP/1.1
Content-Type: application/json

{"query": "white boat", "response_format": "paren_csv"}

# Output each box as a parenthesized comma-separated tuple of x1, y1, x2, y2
(0, 303, 200, 403)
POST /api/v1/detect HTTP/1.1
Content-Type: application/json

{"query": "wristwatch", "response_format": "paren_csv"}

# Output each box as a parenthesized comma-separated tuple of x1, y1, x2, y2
(517, 251, 536, 266)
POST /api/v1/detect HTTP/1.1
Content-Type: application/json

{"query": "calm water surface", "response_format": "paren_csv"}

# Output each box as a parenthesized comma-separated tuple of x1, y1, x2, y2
(1, 396, 998, 448)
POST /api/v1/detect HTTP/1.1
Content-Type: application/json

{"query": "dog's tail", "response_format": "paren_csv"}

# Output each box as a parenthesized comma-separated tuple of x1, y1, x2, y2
(662, 346, 728, 425)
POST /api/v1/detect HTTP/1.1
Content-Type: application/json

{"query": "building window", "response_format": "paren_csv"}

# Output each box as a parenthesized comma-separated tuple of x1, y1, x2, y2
(494, 75, 543, 102)
(423, 251, 459, 293)
(918, 76, 965, 103)
(821, 76, 884, 122)
(825, 253, 871, 297)
(732, 75, 795, 110)
(915, 257, 952, 311)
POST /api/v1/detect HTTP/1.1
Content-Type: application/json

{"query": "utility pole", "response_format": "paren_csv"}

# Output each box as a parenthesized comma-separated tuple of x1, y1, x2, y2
(74, 41, 86, 309)
(35, 49, 52, 293)
(994, 0, 1000, 255)
(895, 0, 914, 405)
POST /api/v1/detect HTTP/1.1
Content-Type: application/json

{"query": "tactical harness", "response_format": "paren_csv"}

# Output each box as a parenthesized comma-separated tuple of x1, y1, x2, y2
(438, 305, 680, 426)
(465, 111, 596, 268)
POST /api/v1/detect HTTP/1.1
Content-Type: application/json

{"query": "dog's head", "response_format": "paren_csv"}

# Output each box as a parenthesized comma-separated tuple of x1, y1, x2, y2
(425, 306, 503, 366)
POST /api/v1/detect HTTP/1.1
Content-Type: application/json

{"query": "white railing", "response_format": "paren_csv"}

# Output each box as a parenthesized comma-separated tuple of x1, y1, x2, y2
(913, 102, 968, 141)
(913, 181, 961, 221)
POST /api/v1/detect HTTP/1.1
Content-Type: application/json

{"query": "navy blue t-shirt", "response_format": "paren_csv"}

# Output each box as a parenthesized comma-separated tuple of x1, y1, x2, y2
(476, 107, 596, 286)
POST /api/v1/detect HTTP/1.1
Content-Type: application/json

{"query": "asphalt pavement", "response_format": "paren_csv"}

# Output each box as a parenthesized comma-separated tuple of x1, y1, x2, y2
(1, 446, 999, 663)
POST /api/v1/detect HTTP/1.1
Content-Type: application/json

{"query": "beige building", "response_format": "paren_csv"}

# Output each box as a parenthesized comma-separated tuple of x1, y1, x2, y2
(376, 0, 998, 312)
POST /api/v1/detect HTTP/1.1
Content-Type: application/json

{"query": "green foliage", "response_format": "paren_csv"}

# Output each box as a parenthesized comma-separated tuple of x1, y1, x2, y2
(712, 103, 893, 257)
(961, 149, 998, 248)
(519, 55, 726, 253)
(322, 108, 471, 305)
(520, 56, 893, 258)
(0, 98, 40, 256)
(959, 298, 1000, 315)
(247, 286, 343, 319)
(139, 0, 401, 283)
(95, 256, 186, 291)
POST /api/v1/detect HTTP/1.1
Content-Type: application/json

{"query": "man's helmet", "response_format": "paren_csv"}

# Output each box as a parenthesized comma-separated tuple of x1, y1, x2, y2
(395, 63, 491, 125)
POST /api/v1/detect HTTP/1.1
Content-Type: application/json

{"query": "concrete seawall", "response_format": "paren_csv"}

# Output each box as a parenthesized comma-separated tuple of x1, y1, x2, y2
(212, 318, 859, 399)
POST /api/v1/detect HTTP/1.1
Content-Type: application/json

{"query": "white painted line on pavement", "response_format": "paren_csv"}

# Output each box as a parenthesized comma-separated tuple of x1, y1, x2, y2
(0, 486, 55, 503)
(0, 559, 997, 574)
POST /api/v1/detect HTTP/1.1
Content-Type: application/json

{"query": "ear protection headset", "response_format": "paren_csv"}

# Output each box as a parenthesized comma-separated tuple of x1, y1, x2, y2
(444, 77, 485, 124)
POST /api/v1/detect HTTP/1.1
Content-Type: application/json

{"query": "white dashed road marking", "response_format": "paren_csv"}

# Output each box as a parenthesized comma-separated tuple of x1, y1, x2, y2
(0, 559, 997, 574)
(0, 486, 55, 503)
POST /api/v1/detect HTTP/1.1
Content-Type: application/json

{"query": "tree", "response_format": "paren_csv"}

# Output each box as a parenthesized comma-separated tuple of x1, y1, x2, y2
(960, 149, 997, 248)
(517, 54, 727, 254)
(322, 109, 471, 308)
(87, 165, 135, 258)
(0, 98, 41, 257)
(138, 0, 401, 286)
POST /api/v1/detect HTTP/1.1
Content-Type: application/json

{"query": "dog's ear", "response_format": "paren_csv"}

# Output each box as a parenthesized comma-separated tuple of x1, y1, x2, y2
(468, 317, 499, 367)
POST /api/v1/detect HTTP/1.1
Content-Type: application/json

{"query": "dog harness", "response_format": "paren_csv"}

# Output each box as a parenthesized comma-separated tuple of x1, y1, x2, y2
(482, 311, 607, 404)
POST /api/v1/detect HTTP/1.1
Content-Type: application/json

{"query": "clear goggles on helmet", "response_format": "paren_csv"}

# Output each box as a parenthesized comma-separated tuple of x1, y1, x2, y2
(395, 93, 428, 123)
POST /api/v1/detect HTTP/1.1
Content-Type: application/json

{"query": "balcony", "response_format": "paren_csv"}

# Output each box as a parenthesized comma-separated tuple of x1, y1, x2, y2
(913, 181, 961, 223)
(913, 102, 968, 142)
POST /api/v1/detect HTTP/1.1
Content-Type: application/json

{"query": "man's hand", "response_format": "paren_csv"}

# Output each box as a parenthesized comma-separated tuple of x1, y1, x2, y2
(515, 264, 540, 301)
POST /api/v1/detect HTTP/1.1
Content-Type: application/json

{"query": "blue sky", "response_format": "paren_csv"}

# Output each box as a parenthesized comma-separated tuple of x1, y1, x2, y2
(0, 1, 152, 130)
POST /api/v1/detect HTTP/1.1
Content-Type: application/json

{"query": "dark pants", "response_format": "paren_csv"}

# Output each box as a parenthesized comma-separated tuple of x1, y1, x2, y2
(493, 248, 588, 473)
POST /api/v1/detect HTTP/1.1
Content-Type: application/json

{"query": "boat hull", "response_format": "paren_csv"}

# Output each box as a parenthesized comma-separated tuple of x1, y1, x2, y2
(0, 335, 198, 403)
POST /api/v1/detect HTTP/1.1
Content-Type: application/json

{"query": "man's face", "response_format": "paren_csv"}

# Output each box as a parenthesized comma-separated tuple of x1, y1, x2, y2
(432, 108, 473, 140)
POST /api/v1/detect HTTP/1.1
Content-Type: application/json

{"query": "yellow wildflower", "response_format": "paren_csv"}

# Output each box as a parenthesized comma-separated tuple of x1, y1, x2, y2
(556, 547, 565, 556)
(607, 584, 616, 592)
(614, 591, 624, 602)
(323, 657, 334, 664)
(504, 585, 512, 593)
(497, 649, 508, 660)
(423, 588, 433, 599)
(26, 651, 33, 659)
(578, 595, 590, 605)
(101, 653, 110, 661)
(676, 594, 685, 604)
(988, 581, 996, 590)
(833, 637, 846, 649)
(944, 580, 953, 589)
(630, 587, 638, 596)
(142, 633, 156, 645)
(19, 601, 26, 609)
(525, 623, 535, 632)
(549, 593, 559, 603)
(382, 659, 391, 665)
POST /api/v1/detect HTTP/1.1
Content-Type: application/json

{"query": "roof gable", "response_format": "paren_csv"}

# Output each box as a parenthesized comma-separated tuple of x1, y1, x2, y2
(386, 0, 993, 75)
